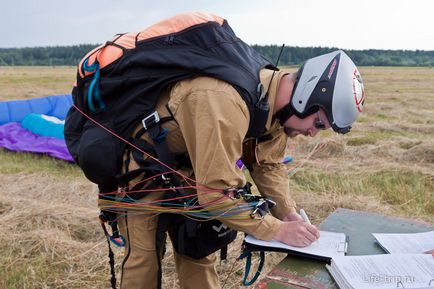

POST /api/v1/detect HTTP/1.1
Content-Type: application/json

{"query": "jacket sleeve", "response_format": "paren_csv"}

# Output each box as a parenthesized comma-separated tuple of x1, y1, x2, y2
(167, 77, 282, 241)
(250, 128, 297, 220)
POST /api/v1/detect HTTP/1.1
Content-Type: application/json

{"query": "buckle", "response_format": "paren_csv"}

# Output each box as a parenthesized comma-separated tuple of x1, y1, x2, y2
(142, 111, 160, 130)
(250, 199, 276, 219)
(159, 174, 175, 188)
(223, 187, 246, 199)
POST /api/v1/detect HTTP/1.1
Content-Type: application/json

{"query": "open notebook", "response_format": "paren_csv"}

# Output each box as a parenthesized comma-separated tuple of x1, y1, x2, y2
(244, 230, 347, 262)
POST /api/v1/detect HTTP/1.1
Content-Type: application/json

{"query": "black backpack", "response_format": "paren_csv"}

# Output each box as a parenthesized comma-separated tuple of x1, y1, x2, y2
(64, 12, 274, 190)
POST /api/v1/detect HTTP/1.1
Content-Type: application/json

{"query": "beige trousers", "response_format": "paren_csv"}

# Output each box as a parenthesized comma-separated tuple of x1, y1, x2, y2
(118, 212, 221, 289)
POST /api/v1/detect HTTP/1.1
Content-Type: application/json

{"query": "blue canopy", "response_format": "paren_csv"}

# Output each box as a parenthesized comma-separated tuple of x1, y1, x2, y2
(0, 94, 73, 161)
(0, 94, 72, 125)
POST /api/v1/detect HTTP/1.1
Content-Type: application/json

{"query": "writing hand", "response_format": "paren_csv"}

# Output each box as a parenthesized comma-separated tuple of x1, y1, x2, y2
(274, 220, 320, 247)
(281, 212, 304, 222)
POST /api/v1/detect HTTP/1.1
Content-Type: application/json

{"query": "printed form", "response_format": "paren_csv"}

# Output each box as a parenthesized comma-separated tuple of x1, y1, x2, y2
(373, 231, 434, 254)
(327, 254, 434, 289)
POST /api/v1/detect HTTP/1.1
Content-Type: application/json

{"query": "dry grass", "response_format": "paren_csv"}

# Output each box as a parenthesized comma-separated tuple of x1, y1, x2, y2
(0, 66, 76, 101)
(0, 66, 433, 289)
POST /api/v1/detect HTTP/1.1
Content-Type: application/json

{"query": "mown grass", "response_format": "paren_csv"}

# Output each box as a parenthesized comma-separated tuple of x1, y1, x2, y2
(0, 66, 76, 101)
(0, 148, 82, 178)
(291, 169, 434, 218)
(0, 256, 65, 289)
(0, 248, 108, 289)
(399, 140, 422, 150)
(346, 134, 383, 146)
(345, 131, 409, 146)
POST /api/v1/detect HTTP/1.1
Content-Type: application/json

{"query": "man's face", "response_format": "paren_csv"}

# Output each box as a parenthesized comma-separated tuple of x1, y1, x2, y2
(283, 109, 331, 138)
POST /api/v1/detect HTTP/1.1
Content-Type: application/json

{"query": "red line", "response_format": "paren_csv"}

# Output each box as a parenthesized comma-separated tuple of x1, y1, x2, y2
(73, 104, 197, 182)
(73, 104, 224, 196)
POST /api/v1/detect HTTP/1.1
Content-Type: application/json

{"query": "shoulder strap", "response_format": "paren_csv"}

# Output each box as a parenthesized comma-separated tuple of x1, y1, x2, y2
(273, 101, 296, 126)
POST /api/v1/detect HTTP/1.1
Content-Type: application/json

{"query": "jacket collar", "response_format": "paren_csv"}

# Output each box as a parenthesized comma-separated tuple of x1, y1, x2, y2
(259, 68, 291, 131)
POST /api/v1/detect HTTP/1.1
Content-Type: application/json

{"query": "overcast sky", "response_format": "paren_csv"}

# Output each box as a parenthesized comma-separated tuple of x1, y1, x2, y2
(2, 0, 434, 50)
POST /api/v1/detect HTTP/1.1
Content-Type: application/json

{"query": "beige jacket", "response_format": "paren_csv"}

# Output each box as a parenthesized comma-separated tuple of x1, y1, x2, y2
(126, 68, 296, 241)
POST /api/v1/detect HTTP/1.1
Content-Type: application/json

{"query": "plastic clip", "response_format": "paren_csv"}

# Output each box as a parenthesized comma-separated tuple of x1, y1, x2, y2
(250, 198, 276, 219)
(109, 235, 126, 247)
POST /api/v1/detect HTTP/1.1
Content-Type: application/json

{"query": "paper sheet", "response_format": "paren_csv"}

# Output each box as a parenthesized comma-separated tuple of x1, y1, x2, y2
(327, 254, 434, 289)
(373, 231, 434, 254)
(245, 230, 347, 259)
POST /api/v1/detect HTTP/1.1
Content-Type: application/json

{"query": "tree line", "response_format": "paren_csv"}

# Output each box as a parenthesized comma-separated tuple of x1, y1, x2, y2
(0, 44, 433, 66)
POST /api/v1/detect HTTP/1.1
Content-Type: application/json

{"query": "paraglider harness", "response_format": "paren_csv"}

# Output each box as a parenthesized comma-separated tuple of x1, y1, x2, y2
(64, 13, 280, 289)
(97, 112, 276, 289)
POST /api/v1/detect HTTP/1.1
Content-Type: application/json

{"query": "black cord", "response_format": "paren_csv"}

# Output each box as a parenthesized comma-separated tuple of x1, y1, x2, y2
(264, 44, 285, 101)
(101, 223, 118, 289)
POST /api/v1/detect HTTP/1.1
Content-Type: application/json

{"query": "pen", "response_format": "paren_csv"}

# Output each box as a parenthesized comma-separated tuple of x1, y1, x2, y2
(299, 209, 312, 225)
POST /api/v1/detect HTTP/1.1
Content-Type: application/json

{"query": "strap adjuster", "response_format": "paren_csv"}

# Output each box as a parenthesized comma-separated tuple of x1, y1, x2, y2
(250, 199, 276, 219)
(142, 111, 160, 130)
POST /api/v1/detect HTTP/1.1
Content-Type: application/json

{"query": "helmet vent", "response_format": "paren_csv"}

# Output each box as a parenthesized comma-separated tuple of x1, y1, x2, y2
(307, 76, 317, 83)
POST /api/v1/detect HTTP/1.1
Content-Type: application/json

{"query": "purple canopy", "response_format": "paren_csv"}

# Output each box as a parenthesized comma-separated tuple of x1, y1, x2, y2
(0, 122, 73, 162)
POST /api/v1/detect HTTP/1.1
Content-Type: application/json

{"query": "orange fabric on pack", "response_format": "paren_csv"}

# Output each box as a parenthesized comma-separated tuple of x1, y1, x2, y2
(136, 12, 224, 42)
(78, 12, 224, 78)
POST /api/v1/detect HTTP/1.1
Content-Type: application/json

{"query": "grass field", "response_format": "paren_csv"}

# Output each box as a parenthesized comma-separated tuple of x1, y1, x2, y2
(0, 66, 433, 289)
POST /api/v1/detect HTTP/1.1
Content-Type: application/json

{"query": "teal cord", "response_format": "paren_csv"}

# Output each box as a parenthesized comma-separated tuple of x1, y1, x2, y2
(83, 58, 105, 113)
(240, 250, 265, 286)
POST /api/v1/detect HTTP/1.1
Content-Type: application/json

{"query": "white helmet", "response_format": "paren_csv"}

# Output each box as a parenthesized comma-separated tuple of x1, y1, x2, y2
(275, 50, 365, 134)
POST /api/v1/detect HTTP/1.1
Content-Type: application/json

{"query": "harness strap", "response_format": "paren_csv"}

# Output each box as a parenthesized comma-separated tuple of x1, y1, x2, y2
(239, 250, 265, 286)
(115, 114, 177, 192)
(116, 167, 148, 187)
(136, 116, 174, 137)
(273, 102, 295, 126)
(175, 218, 187, 254)
(155, 214, 168, 289)
(100, 211, 126, 247)
(220, 244, 228, 261)
(130, 138, 156, 167)
(132, 113, 175, 174)
(102, 224, 117, 289)
(148, 124, 174, 167)
(240, 134, 273, 172)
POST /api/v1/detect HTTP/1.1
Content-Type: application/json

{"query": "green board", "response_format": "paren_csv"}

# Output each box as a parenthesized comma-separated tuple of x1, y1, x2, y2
(254, 208, 433, 289)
